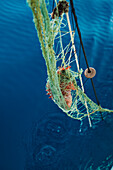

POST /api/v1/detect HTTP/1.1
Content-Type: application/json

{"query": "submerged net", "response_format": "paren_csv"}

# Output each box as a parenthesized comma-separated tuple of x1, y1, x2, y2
(27, 0, 113, 126)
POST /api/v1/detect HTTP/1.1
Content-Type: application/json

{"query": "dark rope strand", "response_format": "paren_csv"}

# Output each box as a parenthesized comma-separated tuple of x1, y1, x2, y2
(90, 79, 99, 105)
(70, 0, 90, 73)
(69, 0, 103, 120)
(91, 79, 104, 120)
(52, 0, 54, 11)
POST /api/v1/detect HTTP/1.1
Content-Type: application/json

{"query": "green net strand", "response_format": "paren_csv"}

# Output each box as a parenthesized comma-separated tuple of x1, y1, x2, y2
(27, 0, 68, 110)
(27, 0, 113, 124)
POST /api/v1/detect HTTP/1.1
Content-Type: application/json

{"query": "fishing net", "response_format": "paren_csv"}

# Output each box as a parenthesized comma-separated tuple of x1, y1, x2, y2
(27, 0, 113, 126)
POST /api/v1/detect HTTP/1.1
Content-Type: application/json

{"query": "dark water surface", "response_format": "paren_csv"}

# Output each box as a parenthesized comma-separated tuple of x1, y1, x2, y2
(0, 0, 113, 169)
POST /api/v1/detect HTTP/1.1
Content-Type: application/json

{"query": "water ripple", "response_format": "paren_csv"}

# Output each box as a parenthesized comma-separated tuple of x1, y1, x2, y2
(25, 112, 80, 169)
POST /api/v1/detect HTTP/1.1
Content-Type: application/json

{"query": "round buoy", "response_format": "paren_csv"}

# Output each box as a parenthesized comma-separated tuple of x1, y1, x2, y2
(84, 67, 96, 78)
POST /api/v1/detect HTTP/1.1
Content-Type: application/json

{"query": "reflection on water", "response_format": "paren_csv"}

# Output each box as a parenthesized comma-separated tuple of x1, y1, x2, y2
(25, 112, 80, 169)
(33, 145, 57, 166)
(24, 112, 113, 169)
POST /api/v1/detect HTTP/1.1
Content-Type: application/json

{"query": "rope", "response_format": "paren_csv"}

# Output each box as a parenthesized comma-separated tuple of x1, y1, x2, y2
(69, 0, 103, 121)
(91, 79, 104, 120)
(66, 12, 92, 127)
(70, 0, 90, 71)
(52, 0, 54, 11)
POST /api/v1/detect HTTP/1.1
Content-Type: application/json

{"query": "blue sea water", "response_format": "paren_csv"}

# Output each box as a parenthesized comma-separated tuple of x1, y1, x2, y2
(0, 0, 113, 169)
